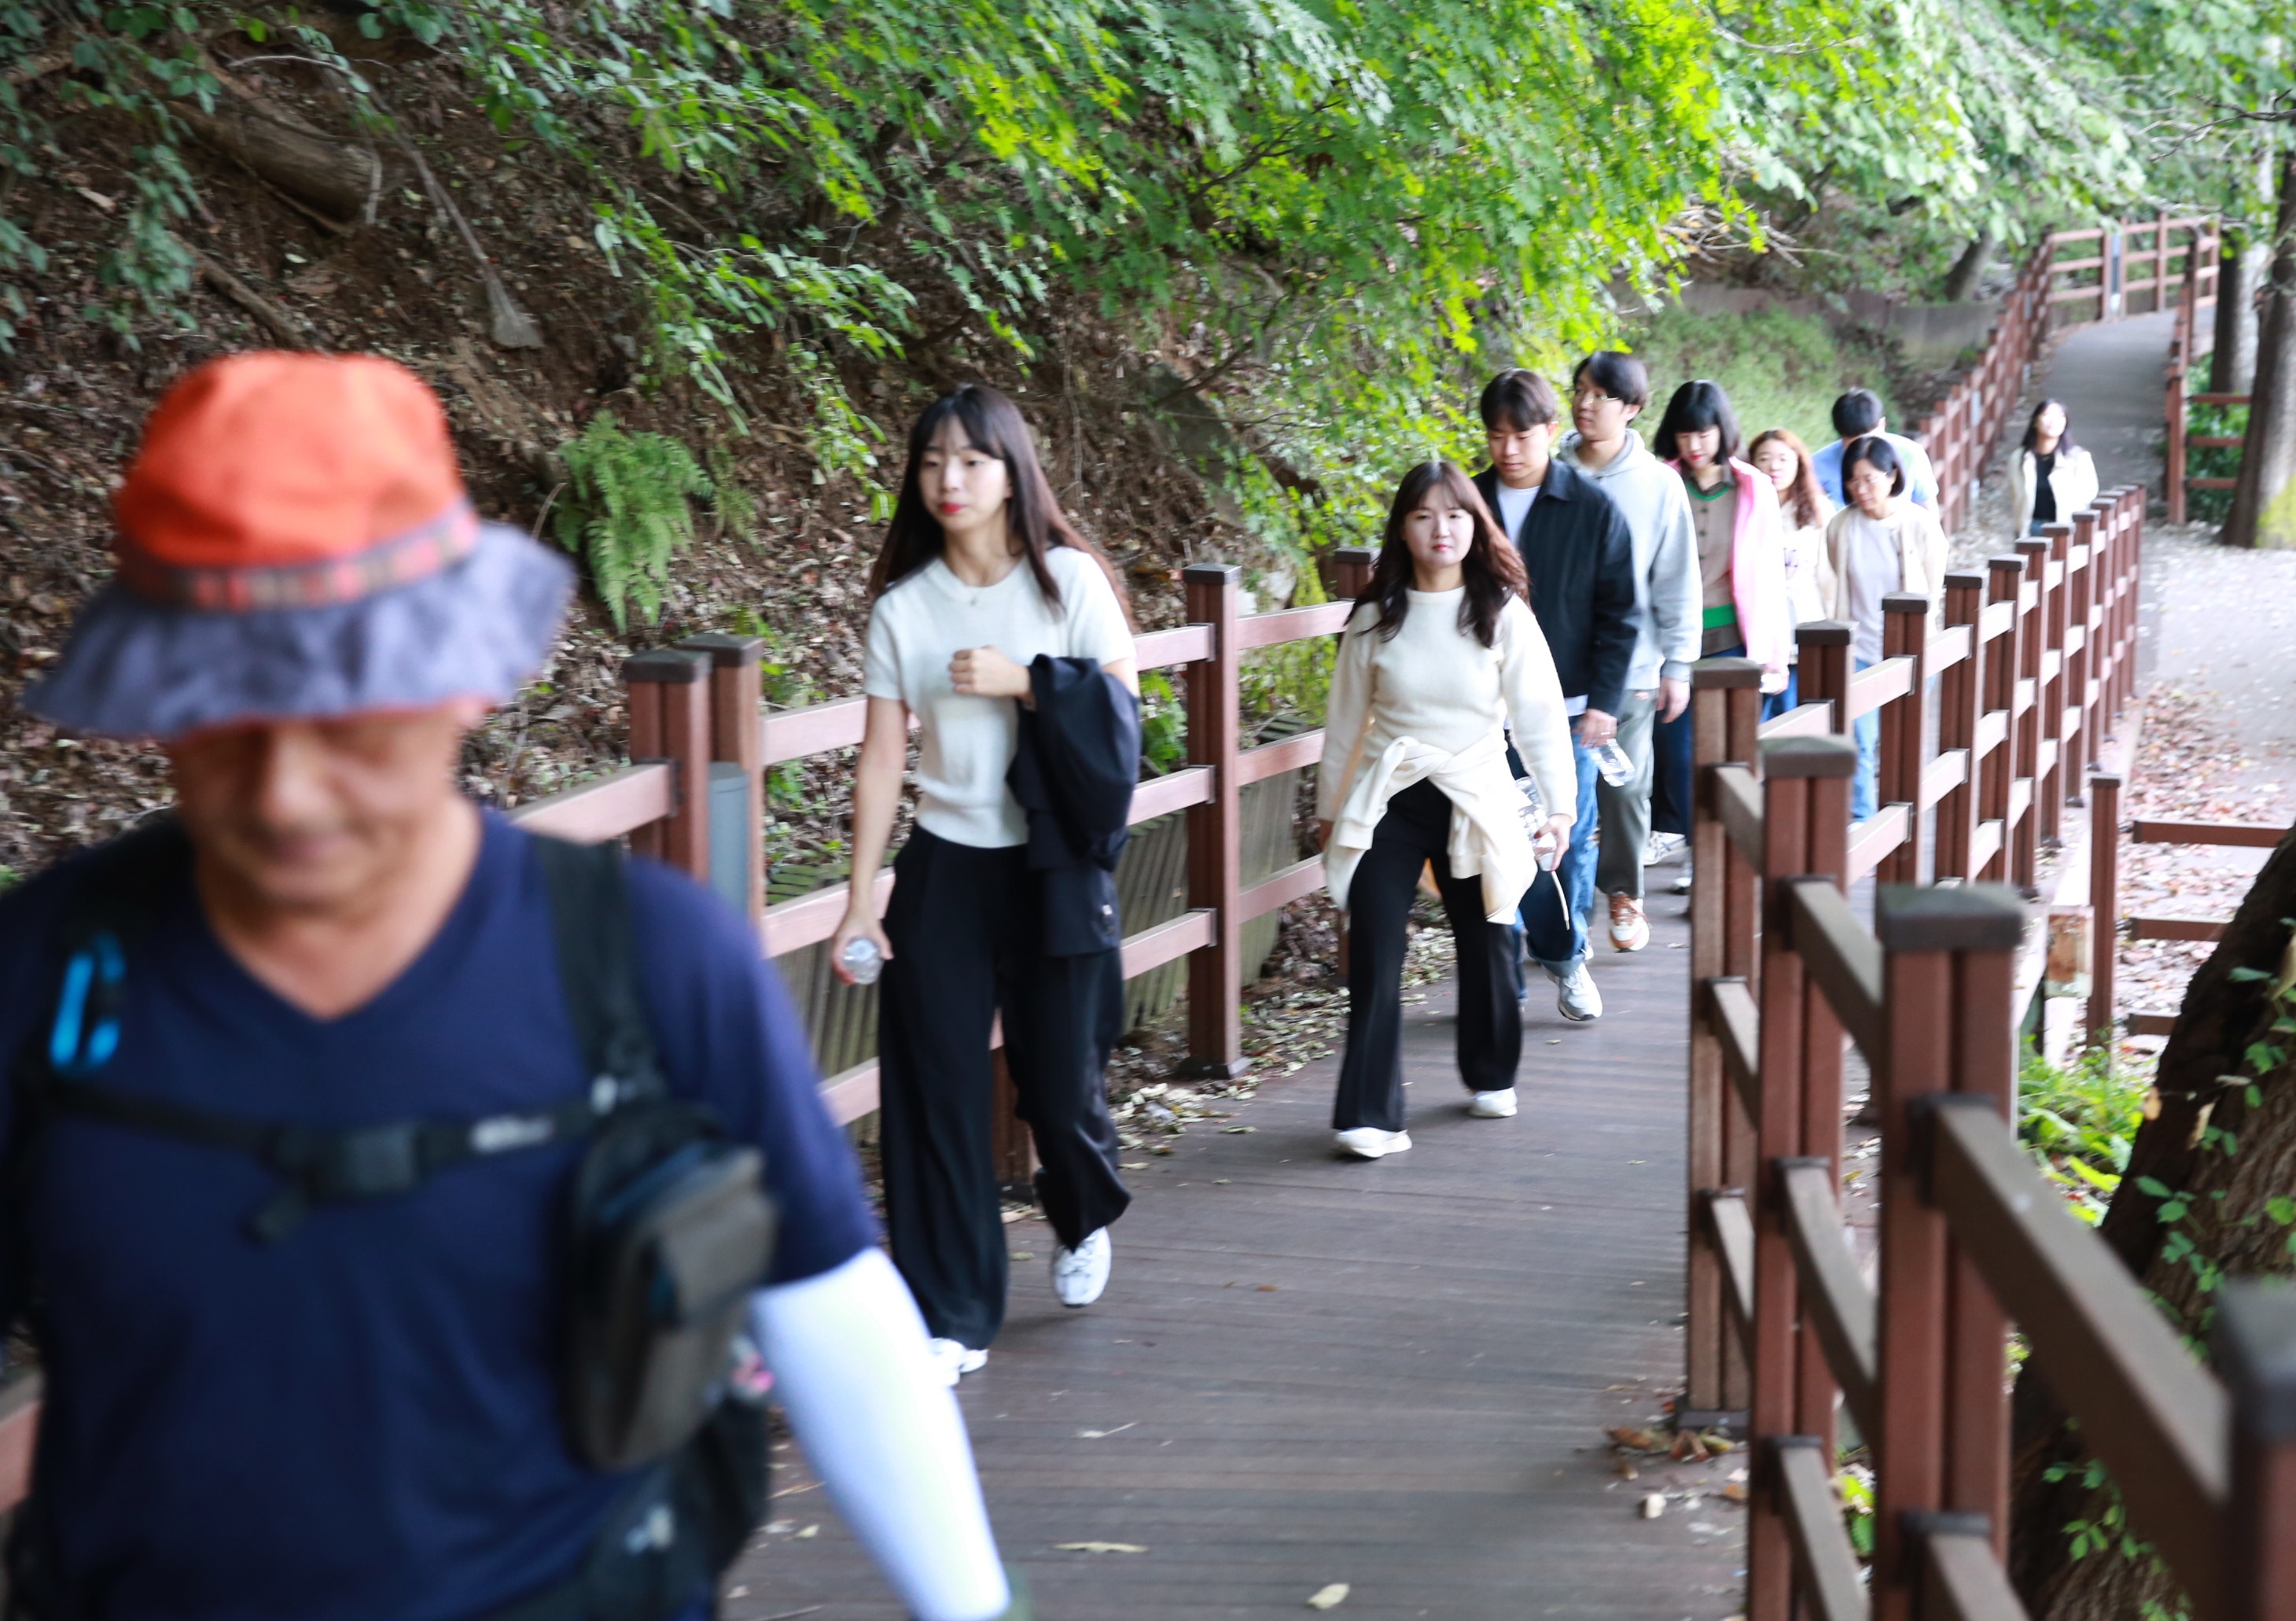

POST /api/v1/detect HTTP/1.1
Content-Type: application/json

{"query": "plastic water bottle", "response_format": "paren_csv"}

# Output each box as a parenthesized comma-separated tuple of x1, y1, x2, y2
(1591, 740, 1635, 787)
(1516, 777, 1562, 872)
(839, 936, 884, 985)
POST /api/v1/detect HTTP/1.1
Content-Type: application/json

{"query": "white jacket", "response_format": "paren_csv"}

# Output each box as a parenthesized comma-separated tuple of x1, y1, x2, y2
(2009, 444, 2101, 536)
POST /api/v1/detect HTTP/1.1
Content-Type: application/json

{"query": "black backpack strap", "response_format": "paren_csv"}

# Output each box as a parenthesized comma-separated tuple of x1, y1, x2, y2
(531, 838, 666, 1099)
(13, 831, 672, 1245)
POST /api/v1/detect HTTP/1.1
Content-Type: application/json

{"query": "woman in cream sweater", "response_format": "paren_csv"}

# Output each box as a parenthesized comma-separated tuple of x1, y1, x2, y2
(1826, 435, 1948, 821)
(2008, 397, 2100, 536)
(1316, 460, 1577, 1159)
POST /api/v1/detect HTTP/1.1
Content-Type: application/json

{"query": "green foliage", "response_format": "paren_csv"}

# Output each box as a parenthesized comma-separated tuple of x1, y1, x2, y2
(1138, 670, 1186, 776)
(552, 411, 713, 630)
(2185, 398, 2246, 525)
(2019, 1043, 2153, 1225)
(1836, 1461, 1875, 1557)
(1624, 304, 1900, 461)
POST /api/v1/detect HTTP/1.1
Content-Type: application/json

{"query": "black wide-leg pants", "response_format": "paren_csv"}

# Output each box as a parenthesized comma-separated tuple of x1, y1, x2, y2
(1332, 778, 1525, 1133)
(878, 828, 1131, 1349)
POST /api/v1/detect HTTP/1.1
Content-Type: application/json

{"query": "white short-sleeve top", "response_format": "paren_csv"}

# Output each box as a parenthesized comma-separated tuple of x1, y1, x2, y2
(862, 543, 1133, 848)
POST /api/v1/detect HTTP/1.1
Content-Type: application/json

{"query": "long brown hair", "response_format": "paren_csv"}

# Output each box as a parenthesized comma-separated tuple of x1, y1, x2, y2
(1747, 428, 1829, 530)
(867, 383, 1128, 624)
(1360, 460, 1527, 648)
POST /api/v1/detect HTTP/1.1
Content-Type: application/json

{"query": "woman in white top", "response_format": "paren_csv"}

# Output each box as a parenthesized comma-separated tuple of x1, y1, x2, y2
(1747, 427, 1837, 720)
(2009, 397, 2101, 536)
(1317, 461, 1576, 1159)
(1825, 435, 1948, 821)
(833, 384, 1139, 1383)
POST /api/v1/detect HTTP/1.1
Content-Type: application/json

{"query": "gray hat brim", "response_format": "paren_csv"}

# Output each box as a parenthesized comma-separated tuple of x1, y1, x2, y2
(22, 523, 576, 739)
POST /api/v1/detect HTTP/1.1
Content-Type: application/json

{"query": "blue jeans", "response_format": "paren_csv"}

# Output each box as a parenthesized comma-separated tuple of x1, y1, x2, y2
(1525, 738, 1600, 971)
(1853, 655, 1879, 821)
(1763, 667, 1797, 722)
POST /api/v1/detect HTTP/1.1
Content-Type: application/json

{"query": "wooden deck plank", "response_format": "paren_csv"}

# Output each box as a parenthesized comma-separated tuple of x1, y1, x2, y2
(736, 897, 1744, 1619)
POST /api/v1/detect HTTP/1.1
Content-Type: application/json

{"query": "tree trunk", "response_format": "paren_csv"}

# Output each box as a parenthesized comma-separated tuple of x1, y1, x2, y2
(2210, 236, 2265, 394)
(1941, 227, 2000, 304)
(177, 101, 380, 225)
(2223, 150, 2296, 548)
(2007, 831, 2296, 1616)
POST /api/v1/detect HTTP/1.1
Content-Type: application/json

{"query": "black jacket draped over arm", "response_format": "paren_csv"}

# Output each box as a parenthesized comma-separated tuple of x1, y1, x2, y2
(1006, 655, 1142, 957)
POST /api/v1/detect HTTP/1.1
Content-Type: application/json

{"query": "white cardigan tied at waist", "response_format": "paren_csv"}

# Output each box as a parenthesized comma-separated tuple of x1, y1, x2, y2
(1323, 730, 1536, 924)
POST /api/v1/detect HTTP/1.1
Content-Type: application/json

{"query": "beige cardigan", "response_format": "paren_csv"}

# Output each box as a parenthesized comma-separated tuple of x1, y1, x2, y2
(1824, 502, 1949, 630)
(2008, 444, 2101, 535)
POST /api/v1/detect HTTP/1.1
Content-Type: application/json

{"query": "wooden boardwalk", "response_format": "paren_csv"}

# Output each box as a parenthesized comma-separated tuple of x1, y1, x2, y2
(743, 893, 1747, 1619)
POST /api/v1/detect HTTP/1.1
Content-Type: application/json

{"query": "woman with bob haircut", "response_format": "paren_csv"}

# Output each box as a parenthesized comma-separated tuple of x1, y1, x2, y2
(1825, 433, 1948, 820)
(2009, 396, 2099, 536)
(1316, 460, 1577, 1159)
(834, 383, 1139, 1384)
(1647, 379, 1791, 889)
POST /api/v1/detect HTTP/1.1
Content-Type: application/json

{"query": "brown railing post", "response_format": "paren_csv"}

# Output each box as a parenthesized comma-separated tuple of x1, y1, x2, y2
(1796, 621, 1852, 738)
(2067, 510, 2099, 787)
(1687, 658, 1763, 1426)
(678, 632, 766, 924)
(2011, 540, 2048, 886)
(1690, 652, 1753, 1414)
(1746, 734, 1855, 1621)
(1871, 884, 2029, 1617)
(2125, 486, 2147, 720)
(2086, 772, 2121, 1044)
(2169, 342, 2190, 524)
(1330, 546, 1375, 602)
(1937, 572, 1986, 880)
(1880, 594, 1930, 885)
(624, 646, 714, 880)
(1984, 554, 2026, 885)
(1183, 562, 1247, 1079)
(2216, 1282, 2296, 1621)
(2037, 523, 2073, 843)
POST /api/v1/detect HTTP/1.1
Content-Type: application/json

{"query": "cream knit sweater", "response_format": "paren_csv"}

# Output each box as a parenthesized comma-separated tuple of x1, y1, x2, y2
(1317, 590, 1576, 919)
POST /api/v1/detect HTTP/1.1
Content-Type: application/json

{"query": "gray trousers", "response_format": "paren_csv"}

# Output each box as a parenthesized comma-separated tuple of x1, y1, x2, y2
(1595, 687, 1659, 900)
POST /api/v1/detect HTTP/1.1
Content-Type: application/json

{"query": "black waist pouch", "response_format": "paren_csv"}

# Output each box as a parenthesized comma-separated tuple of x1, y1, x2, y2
(565, 1103, 778, 1472)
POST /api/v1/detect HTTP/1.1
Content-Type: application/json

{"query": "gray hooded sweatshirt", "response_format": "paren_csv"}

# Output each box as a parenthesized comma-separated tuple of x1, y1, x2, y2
(1555, 428, 1700, 691)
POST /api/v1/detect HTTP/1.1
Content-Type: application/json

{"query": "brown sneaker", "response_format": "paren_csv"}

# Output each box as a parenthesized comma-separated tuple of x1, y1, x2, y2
(1607, 893, 1650, 952)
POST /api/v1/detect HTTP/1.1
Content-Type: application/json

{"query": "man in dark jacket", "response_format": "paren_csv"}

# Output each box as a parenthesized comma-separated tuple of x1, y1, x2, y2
(1474, 369, 1641, 1022)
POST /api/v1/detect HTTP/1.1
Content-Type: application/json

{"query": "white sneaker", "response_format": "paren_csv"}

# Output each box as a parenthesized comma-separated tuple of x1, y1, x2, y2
(1468, 1088, 1518, 1118)
(1643, 831, 1687, 865)
(1671, 857, 1694, 894)
(1608, 893, 1650, 952)
(1050, 1228, 1112, 1309)
(1334, 1127, 1413, 1159)
(1548, 961, 1603, 1022)
(927, 1337, 988, 1386)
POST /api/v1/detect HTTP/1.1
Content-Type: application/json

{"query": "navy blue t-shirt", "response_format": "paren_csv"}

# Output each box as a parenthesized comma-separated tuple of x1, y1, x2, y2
(0, 812, 876, 1619)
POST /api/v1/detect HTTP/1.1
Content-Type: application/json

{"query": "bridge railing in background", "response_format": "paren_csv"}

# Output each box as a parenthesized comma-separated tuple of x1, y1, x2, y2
(2083, 774, 2294, 1040)
(513, 548, 1379, 1144)
(2163, 219, 2239, 524)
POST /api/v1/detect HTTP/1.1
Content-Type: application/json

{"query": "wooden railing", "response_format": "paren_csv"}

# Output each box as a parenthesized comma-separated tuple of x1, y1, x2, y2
(2164, 220, 2239, 525)
(2084, 776, 2293, 1038)
(511, 551, 1378, 1129)
(1684, 482, 2296, 1613)
(2045, 215, 2220, 326)
(1912, 248, 2052, 536)
(1689, 752, 2296, 1621)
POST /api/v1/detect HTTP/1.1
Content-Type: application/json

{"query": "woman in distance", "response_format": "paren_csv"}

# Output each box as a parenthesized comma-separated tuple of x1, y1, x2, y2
(2009, 397, 2099, 536)
(1318, 461, 1576, 1159)
(833, 384, 1138, 1385)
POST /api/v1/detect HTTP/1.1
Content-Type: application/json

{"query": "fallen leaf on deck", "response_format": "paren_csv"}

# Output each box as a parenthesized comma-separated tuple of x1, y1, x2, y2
(1223, 1125, 1257, 1133)
(1057, 1542, 1147, 1554)
(1639, 1494, 1665, 1519)
(1078, 1424, 1136, 1439)
(1010, 1251, 1035, 1261)
(1607, 1426, 1665, 1453)
(1721, 1482, 1749, 1504)
(1615, 1458, 1639, 1480)
(1307, 1583, 1350, 1609)
(795, 1524, 818, 1539)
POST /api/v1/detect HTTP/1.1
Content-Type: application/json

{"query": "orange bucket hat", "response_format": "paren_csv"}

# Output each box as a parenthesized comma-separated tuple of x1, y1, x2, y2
(25, 352, 572, 738)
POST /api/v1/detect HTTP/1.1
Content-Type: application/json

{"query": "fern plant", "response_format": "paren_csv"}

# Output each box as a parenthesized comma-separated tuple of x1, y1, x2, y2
(552, 411, 712, 629)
